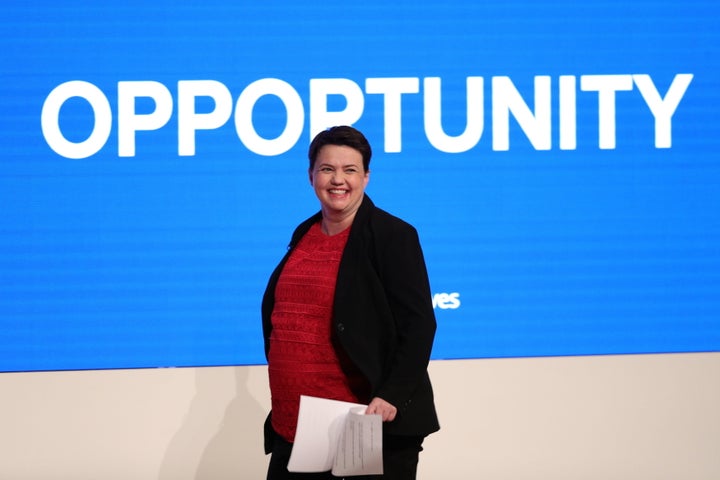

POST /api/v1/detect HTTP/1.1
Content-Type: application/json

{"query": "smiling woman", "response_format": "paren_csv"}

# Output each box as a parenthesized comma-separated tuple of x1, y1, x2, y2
(261, 126, 440, 479)
(310, 144, 370, 235)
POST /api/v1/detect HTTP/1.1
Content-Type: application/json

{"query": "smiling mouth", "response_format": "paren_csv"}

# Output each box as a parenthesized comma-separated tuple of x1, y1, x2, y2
(328, 189, 348, 195)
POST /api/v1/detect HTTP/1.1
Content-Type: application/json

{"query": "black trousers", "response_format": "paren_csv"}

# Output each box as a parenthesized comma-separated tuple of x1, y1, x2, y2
(266, 430, 425, 480)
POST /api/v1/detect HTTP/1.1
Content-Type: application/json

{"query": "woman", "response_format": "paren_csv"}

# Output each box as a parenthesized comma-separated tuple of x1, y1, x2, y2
(262, 126, 439, 479)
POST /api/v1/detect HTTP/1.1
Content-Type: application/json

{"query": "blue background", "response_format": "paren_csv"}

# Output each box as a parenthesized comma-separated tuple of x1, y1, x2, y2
(1, 1, 719, 372)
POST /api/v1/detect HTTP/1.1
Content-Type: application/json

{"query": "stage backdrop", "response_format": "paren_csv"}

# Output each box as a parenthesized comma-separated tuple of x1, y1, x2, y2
(1, 1, 718, 372)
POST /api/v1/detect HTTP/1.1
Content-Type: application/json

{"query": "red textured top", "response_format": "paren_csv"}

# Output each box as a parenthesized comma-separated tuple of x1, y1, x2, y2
(268, 222, 365, 443)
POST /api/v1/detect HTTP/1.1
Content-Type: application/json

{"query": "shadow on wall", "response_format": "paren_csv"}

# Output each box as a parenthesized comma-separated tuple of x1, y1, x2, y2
(158, 366, 269, 480)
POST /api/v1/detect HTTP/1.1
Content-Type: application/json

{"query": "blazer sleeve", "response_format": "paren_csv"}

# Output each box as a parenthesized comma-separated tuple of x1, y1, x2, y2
(370, 216, 437, 411)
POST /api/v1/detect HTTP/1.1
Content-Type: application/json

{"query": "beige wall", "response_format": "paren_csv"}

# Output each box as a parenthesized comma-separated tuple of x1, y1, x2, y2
(1, 353, 718, 479)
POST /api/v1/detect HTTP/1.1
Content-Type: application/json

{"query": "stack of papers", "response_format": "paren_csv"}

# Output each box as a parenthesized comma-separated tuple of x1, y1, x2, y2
(288, 396, 384, 476)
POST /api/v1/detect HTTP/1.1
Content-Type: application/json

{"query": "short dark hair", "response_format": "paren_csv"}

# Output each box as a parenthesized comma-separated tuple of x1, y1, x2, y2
(308, 126, 372, 172)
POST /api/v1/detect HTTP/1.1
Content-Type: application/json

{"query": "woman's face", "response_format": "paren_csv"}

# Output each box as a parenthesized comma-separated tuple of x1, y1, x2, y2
(309, 144, 369, 219)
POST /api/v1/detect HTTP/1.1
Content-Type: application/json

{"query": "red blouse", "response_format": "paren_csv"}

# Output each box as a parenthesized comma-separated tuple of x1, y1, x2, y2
(268, 222, 362, 443)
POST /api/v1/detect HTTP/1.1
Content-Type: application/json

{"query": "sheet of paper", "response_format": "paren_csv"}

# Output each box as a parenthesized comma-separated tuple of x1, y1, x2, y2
(287, 395, 382, 476)
(332, 406, 383, 476)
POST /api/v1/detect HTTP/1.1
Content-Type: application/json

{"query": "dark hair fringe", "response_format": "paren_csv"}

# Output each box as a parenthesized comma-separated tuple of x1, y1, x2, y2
(308, 125, 372, 171)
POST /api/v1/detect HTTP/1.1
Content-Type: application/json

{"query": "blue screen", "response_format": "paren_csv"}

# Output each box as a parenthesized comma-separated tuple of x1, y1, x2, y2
(1, 0, 719, 372)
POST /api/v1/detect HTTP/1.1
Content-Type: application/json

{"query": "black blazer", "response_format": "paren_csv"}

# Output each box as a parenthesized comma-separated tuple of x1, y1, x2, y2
(262, 195, 440, 449)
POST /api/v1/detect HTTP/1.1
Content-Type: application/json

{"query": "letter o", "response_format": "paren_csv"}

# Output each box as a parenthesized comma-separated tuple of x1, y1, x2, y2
(234, 78, 304, 156)
(41, 81, 112, 159)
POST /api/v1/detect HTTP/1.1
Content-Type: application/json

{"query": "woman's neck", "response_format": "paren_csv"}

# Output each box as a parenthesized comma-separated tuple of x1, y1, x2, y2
(320, 210, 356, 236)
